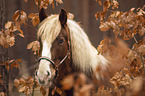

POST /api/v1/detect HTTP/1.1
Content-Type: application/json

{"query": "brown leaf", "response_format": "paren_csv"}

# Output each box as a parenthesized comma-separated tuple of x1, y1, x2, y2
(17, 59, 22, 63)
(138, 27, 145, 36)
(20, 11, 27, 24)
(0, 92, 5, 96)
(99, 22, 110, 31)
(68, 13, 74, 20)
(136, 45, 145, 55)
(10, 60, 20, 70)
(49, 0, 53, 4)
(14, 79, 20, 87)
(5, 21, 13, 29)
(27, 41, 40, 54)
(130, 77, 143, 94)
(32, 16, 39, 27)
(19, 86, 26, 92)
(95, 12, 100, 20)
(61, 75, 74, 90)
(24, 0, 28, 2)
(112, 0, 119, 9)
(18, 33, 25, 38)
(28, 13, 38, 19)
(56, 0, 63, 4)
(95, 0, 102, 6)
(130, 8, 135, 12)
(6, 36, 15, 47)
(40, 87, 46, 96)
(12, 10, 20, 21)
(103, 1, 110, 11)
(78, 84, 94, 96)
(137, 9, 145, 16)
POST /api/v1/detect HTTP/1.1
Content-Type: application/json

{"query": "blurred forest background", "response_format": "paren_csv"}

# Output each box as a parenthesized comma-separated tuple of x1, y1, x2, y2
(0, 0, 145, 95)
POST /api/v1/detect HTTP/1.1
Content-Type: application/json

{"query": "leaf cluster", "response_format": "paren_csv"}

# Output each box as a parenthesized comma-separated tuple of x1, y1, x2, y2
(95, 0, 145, 96)
(14, 76, 39, 96)
(0, 10, 27, 48)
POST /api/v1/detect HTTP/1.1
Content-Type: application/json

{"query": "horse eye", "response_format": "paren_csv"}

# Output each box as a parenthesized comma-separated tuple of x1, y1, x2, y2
(59, 39, 64, 44)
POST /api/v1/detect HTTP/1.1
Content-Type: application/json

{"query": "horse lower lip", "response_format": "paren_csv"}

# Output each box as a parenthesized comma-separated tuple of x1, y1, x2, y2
(39, 81, 52, 87)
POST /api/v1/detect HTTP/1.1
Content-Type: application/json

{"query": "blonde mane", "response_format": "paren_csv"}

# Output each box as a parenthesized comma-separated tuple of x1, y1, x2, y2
(37, 14, 108, 76)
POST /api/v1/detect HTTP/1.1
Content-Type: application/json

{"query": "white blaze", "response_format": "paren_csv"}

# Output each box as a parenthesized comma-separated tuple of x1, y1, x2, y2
(37, 40, 52, 81)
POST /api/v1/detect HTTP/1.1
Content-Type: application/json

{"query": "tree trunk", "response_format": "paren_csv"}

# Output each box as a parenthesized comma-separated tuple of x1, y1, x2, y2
(0, 0, 9, 95)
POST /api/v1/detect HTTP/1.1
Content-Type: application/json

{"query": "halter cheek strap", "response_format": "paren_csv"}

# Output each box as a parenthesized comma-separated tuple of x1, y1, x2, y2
(37, 26, 71, 83)
(38, 50, 70, 82)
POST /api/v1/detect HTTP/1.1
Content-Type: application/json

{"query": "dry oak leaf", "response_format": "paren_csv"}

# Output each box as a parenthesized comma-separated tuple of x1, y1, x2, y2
(28, 13, 39, 27)
(40, 87, 46, 96)
(61, 75, 74, 90)
(27, 41, 40, 54)
(10, 59, 21, 70)
(99, 22, 110, 31)
(0, 92, 5, 96)
(5, 21, 13, 29)
(95, 0, 102, 6)
(14, 79, 20, 87)
(12, 10, 27, 24)
(55, 0, 63, 4)
(19, 86, 26, 92)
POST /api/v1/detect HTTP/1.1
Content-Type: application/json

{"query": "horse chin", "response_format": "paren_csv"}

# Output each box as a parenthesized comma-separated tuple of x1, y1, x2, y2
(39, 80, 53, 87)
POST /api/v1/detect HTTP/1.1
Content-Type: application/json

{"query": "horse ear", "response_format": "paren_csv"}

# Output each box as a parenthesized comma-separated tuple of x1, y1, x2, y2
(59, 9, 67, 27)
(39, 8, 47, 22)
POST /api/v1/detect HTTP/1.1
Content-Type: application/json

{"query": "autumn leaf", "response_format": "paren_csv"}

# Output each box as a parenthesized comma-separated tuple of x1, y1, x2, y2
(14, 79, 20, 87)
(138, 27, 145, 36)
(19, 86, 26, 92)
(95, 12, 100, 20)
(112, 0, 119, 9)
(0, 92, 5, 96)
(68, 13, 74, 20)
(55, 0, 63, 4)
(136, 45, 145, 55)
(99, 22, 110, 31)
(17, 59, 22, 63)
(12, 10, 20, 21)
(49, 0, 53, 4)
(24, 0, 28, 2)
(5, 21, 13, 29)
(20, 11, 27, 24)
(18, 33, 25, 38)
(40, 87, 46, 96)
(28, 13, 39, 27)
(61, 75, 74, 90)
(27, 41, 40, 54)
(12, 10, 27, 24)
(10, 60, 21, 70)
(103, 0, 110, 11)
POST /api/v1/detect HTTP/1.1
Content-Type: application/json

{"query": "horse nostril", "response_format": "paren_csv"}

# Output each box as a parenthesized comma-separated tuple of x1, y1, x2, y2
(47, 71, 50, 76)
(35, 71, 38, 76)
(39, 79, 45, 84)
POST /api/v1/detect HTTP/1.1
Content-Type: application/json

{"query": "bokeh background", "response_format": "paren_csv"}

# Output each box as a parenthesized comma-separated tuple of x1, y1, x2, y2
(0, 0, 145, 95)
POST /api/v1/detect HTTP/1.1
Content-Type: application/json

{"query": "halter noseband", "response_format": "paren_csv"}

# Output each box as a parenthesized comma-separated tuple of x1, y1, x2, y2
(37, 26, 71, 82)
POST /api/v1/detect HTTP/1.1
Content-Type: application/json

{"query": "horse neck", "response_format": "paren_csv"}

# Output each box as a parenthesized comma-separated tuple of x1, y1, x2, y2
(54, 57, 80, 87)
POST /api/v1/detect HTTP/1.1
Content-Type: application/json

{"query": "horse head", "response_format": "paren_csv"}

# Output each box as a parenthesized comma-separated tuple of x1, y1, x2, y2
(35, 8, 71, 87)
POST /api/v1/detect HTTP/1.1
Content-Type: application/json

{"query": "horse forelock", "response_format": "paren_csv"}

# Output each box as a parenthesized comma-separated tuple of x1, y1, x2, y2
(37, 14, 108, 74)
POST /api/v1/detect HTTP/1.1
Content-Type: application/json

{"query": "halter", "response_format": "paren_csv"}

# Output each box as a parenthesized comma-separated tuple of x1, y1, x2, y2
(38, 26, 71, 82)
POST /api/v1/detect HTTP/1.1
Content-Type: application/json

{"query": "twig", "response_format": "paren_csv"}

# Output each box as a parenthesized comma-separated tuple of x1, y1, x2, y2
(140, 55, 145, 75)
(133, 36, 138, 44)
(32, 54, 38, 96)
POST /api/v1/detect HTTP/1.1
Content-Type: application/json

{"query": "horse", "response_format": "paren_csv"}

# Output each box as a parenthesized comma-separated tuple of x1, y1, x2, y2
(35, 8, 112, 96)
